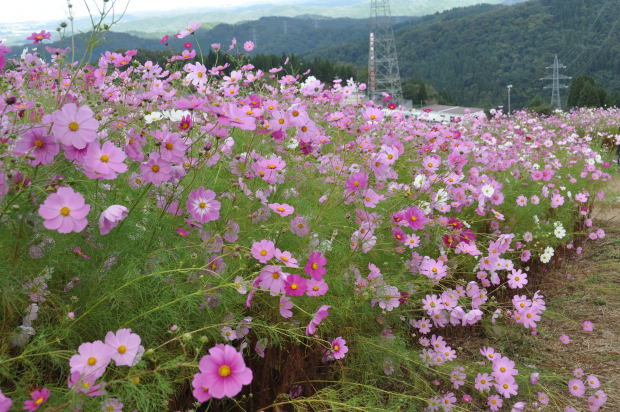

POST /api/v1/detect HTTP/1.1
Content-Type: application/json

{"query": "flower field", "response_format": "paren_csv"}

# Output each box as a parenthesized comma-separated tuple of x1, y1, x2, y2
(0, 24, 619, 412)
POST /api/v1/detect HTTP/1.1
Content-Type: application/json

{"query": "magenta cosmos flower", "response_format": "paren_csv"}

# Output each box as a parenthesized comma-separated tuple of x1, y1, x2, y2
(284, 274, 307, 296)
(582, 320, 594, 331)
(304, 251, 327, 280)
(187, 186, 221, 223)
(404, 206, 428, 230)
(330, 337, 348, 360)
(99, 205, 128, 235)
(69, 340, 113, 381)
(51, 104, 99, 149)
(0, 390, 12, 412)
(27, 30, 51, 44)
(269, 202, 294, 217)
(23, 388, 50, 411)
(243, 41, 255, 51)
(104, 328, 143, 366)
(38, 187, 90, 233)
(192, 344, 253, 399)
(14, 127, 59, 165)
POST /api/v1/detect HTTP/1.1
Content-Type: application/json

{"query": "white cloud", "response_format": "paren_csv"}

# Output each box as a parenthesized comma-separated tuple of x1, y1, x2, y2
(0, 0, 296, 23)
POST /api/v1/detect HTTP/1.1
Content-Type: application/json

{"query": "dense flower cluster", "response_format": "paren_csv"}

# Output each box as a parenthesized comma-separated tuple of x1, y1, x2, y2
(0, 21, 616, 411)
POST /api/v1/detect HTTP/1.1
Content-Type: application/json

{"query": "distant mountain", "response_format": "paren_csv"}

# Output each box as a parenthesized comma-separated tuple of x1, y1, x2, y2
(1, 0, 518, 45)
(9, 0, 619, 110)
(305, 0, 620, 108)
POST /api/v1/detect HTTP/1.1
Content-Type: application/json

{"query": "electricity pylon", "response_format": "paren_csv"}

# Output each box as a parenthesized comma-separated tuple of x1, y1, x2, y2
(540, 55, 571, 110)
(368, 0, 403, 104)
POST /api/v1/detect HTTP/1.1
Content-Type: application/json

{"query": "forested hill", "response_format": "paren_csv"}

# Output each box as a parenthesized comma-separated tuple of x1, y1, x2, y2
(14, 0, 619, 109)
(307, 0, 620, 108)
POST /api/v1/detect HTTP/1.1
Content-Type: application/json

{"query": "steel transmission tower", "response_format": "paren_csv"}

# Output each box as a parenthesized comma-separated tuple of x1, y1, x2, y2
(368, 0, 403, 104)
(540, 55, 571, 110)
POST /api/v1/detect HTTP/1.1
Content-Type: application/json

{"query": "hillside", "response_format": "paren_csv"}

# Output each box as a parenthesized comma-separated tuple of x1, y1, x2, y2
(306, 0, 620, 108)
(14, 0, 619, 109)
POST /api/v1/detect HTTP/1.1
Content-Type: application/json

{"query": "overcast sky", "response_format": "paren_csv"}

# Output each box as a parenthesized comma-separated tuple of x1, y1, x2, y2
(1, 0, 294, 23)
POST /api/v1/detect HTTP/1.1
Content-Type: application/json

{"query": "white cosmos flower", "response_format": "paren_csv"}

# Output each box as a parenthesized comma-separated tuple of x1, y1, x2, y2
(144, 112, 162, 124)
(554, 226, 566, 239)
(413, 174, 427, 189)
(481, 184, 495, 198)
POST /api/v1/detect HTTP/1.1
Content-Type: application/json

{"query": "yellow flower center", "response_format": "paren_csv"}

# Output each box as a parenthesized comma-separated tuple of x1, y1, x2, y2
(260, 250, 267, 256)
(87, 357, 97, 366)
(165, 142, 174, 150)
(277, 207, 285, 212)
(35, 397, 45, 405)
(100, 154, 110, 163)
(199, 202, 207, 209)
(34, 139, 44, 147)
(333, 344, 339, 351)
(60, 206, 71, 216)
(68, 121, 80, 131)
(272, 272, 280, 279)
(312, 286, 319, 291)
(197, 72, 203, 78)
(218, 365, 231, 377)
(290, 283, 298, 290)
(151, 165, 160, 172)
(118, 345, 127, 354)
(312, 263, 318, 270)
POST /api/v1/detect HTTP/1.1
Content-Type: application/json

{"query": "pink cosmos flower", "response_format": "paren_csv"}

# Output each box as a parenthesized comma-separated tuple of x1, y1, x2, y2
(191, 371, 213, 402)
(104, 328, 142, 366)
(507, 269, 528, 289)
(582, 320, 594, 331)
(175, 21, 201, 38)
(27, 30, 51, 44)
(269, 203, 294, 217)
(82, 141, 127, 180)
(52, 103, 99, 149)
(290, 215, 310, 236)
(251, 239, 276, 263)
(279, 296, 293, 318)
(330, 337, 348, 360)
(568, 379, 585, 397)
(487, 395, 503, 411)
(101, 398, 123, 412)
(0, 390, 12, 412)
(586, 375, 600, 389)
(69, 340, 113, 380)
(38, 187, 91, 233)
(187, 186, 221, 223)
(494, 376, 518, 398)
(243, 41, 255, 51)
(99, 205, 128, 235)
(257, 265, 287, 296)
(14, 127, 59, 165)
(560, 334, 571, 344)
(304, 251, 327, 280)
(475, 373, 493, 392)
(23, 388, 50, 411)
(284, 274, 307, 296)
(68, 371, 104, 397)
(306, 305, 330, 336)
(306, 279, 328, 296)
(140, 152, 172, 186)
(193, 344, 253, 399)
